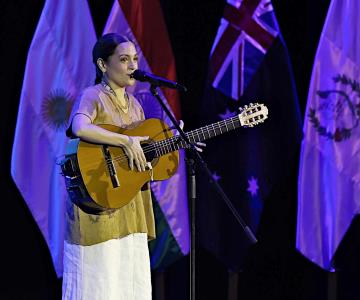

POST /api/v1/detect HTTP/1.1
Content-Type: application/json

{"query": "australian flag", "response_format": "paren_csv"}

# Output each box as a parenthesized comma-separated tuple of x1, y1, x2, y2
(197, 0, 302, 270)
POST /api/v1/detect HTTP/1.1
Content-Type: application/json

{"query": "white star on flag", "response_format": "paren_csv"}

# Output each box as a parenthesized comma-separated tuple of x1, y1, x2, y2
(247, 176, 259, 197)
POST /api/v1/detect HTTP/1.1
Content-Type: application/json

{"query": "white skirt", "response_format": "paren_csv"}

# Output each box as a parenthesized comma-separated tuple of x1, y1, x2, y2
(62, 233, 152, 300)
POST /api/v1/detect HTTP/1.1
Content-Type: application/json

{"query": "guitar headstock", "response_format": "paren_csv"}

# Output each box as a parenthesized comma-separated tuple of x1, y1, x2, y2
(238, 103, 268, 127)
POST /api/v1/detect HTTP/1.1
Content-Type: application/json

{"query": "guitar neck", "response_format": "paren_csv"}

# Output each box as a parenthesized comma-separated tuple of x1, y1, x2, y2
(153, 116, 242, 156)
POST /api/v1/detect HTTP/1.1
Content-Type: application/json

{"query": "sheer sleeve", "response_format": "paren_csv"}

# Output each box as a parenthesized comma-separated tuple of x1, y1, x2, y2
(66, 87, 99, 137)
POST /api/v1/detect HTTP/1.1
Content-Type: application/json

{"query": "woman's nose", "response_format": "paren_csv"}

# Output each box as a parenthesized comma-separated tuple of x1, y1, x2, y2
(128, 60, 137, 70)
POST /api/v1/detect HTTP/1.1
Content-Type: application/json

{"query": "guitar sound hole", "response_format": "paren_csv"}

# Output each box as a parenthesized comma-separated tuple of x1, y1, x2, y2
(141, 142, 157, 162)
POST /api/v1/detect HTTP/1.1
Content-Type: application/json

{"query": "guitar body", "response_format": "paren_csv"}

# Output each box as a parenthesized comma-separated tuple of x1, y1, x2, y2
(62, 118, 179, 214)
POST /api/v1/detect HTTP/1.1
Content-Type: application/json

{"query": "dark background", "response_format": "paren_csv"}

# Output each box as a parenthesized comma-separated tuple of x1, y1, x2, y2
(1, 0, 360, 299)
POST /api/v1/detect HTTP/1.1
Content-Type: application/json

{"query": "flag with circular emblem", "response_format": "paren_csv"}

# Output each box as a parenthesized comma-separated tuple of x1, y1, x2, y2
(11, 0, 96, 276)
(297, 0, 360, 270)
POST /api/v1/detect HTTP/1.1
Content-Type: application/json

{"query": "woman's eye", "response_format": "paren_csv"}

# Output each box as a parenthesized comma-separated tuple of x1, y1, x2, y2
(120, 57, 128, 62)
(134, 57, 139, 62)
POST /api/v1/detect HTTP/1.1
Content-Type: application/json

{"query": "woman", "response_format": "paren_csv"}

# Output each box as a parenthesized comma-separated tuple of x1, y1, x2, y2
(62, 33, 155, 300)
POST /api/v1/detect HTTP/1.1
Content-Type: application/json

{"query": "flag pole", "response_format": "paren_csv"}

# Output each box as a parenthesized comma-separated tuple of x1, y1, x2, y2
(187, 156, 196, 300)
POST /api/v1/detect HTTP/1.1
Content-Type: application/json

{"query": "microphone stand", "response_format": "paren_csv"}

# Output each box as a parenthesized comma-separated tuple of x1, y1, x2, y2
(149, 85, 258, 300)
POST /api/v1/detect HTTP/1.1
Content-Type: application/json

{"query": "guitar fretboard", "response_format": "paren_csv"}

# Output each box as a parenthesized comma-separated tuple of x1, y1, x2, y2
(151, 115, 241, 157)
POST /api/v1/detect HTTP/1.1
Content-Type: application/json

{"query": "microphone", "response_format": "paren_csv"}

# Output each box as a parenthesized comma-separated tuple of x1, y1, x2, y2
(131, 69, 187, 92)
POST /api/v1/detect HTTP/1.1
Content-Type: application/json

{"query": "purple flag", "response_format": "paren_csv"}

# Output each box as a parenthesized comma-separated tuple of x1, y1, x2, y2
(11, 0, 96, 276)
(296, 0, 360, 270)
(103, 0, 189, 268)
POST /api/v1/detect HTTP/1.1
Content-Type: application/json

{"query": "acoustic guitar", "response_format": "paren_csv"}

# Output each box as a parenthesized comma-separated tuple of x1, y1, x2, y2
(61, 103, 268, 214)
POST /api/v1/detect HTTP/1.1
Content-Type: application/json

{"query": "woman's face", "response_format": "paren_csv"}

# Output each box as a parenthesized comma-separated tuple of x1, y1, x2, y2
(104, 41, 138, 88)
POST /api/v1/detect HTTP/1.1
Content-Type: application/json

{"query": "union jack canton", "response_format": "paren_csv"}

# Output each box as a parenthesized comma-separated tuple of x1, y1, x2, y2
(210, 0, 279, 100)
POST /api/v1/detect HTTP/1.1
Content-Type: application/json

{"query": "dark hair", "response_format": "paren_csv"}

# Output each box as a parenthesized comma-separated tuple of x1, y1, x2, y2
(92, 33, 133, 84)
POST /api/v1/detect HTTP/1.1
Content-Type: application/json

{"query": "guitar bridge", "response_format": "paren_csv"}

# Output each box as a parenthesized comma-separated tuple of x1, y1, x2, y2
(102, 145, 120, 188)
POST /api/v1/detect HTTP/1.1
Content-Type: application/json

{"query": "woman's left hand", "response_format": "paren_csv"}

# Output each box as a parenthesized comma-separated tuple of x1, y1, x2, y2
(177, 120, 206, 152)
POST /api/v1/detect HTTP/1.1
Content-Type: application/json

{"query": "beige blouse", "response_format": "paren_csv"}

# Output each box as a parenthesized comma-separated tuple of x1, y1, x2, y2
(65, 84, 156, 246)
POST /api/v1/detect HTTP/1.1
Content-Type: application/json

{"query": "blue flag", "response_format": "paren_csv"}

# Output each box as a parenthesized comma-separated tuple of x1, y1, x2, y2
(198, 0, 302, 270)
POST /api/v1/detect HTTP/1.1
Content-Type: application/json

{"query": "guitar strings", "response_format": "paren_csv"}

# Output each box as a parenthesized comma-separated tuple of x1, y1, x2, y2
(81, 110, 269, 169)
(78, 107, 265, 169)
(106, 117, 239, 164)
(79, 116, 244, 169)
(81, 117, 243, 169)
(80, 130, 201, 169)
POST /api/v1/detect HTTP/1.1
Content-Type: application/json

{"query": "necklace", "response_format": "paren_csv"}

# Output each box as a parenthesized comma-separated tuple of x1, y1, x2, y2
(101, 80, 116, 96)
(118, 92, 129, 111)
(101, 80, 129, 112)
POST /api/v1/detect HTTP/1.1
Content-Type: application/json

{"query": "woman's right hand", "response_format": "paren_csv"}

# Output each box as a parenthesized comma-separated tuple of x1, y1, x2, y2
(72, 114, 149, 171)
(121, 135, 149, 172)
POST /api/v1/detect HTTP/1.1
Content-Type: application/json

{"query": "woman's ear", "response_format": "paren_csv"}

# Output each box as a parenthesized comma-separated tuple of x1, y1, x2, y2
(97, 58, 106, 73)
